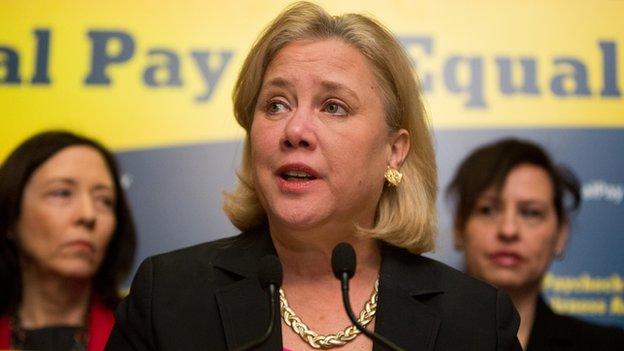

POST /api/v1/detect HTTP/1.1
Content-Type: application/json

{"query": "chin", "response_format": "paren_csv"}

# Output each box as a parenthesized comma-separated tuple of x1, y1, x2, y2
(484, 273, 530, 292)
(268, 199, 333, 229)
(54, 262, 99, 280)
(274, 211, 325, 230)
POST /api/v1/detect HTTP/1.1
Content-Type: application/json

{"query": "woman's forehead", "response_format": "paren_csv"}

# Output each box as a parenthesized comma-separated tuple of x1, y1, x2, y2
(263, 39, 377, 90)
(27, 146, 113, 189)
(478, 165, 554, 203)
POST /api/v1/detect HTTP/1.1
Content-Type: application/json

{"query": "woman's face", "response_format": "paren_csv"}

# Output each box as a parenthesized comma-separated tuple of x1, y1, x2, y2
(250, 39, 408, 230)
(460, 164, 568, 292)
(16, 146, 117, 280)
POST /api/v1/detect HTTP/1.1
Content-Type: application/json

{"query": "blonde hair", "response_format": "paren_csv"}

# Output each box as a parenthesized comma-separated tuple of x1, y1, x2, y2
(224, 1, 437, 253)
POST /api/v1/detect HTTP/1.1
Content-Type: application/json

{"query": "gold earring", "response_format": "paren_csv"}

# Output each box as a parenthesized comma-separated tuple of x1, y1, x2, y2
(384, 166, 403, 187)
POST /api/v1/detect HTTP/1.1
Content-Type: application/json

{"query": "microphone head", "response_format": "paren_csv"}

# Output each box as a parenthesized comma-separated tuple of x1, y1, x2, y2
(331, 242, 356, 280)
(258, 255, 283, 288)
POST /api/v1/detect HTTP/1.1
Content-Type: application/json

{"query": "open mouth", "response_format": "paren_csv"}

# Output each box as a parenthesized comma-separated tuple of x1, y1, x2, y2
(280, 170, 317, 181)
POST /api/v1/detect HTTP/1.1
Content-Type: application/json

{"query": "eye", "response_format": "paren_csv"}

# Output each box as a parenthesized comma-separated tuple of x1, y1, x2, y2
(519, 207, 544, 219)
(266, 100, 289, 115)
(322, 101, 348, 116)
(95, 195, 115, 211)
(45, 188, 73, 206)
(475, 204, 498, 217)
(49, 189, 72, 198)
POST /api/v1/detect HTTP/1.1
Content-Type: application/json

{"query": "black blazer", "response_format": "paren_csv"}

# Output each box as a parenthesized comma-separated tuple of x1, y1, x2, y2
(527, 296, 624, 351)
(106, 227, 521, 350)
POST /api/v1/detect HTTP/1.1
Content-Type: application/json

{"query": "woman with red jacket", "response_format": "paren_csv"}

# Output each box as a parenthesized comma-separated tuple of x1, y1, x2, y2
(0, 131, 136, 351)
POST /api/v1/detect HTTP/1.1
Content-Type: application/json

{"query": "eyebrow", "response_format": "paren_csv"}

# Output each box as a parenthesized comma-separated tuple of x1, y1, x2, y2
(517, 199, 548, 206)
(262, 77, 294, 91)
(261, 78, 361, 104)
(45, 178, 114, 192)
(319, 81, 360, 104)
(45, 178, 76, 186)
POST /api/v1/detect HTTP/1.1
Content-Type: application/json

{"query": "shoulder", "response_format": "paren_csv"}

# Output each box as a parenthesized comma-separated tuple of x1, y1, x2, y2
(381, 246, 517, 319)
(550, 310, 623, 334)
(132, 228, 271, 292)
(382, 245, 499, 297)
(380, 247, 521, 350)
(108, 229, 270, 349)
(397, 252, 509, 314)
(533, 298, 624, 348)
(0, 313, 9, 349)
(146, 235, 239, 271)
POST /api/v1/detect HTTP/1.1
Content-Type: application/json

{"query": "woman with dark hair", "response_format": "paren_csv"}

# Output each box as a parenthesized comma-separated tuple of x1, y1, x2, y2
(447, 138, 624, 350)
(0, 130, 136, 351)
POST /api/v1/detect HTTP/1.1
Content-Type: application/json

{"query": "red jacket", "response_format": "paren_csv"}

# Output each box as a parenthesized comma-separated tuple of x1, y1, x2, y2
(0, 297, 115, 351)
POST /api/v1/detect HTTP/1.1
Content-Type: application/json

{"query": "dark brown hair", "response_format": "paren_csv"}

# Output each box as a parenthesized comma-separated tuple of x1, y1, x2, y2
(0, 130, 136, 312)
(446, 138, 581, 238)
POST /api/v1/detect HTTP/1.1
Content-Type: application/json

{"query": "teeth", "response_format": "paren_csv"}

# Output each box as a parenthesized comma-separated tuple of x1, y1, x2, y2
(284, 171, 312, 178)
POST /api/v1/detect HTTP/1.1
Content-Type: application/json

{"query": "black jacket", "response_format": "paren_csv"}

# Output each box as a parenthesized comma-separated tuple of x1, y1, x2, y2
(106, 227, 521, 350)
(527, 296, 624, 351)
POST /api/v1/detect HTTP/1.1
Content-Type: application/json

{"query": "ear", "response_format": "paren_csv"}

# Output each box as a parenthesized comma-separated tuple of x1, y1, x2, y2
(388, 128, 410, 168)
(452, 217, 466, 250)
(554, 220, 570, 258)
(454, 228, 465, 250)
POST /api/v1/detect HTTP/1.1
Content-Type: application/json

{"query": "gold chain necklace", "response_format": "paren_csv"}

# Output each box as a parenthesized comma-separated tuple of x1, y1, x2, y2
(279, 279, 379, 349)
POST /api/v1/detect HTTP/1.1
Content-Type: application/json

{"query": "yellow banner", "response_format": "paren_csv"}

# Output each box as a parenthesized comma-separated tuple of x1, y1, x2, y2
(2, 0, 624, 159)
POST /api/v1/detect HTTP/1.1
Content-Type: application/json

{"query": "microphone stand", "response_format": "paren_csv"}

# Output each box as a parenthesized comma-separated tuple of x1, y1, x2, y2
(233, 282, 278, 351)
(338, 272, 405, 351)
(332, 242, 404, 350)
(234, 254, 282, 351)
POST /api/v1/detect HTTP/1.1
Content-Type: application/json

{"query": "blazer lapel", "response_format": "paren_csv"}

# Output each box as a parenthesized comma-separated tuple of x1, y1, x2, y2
(212, 228, 282, 350)
(526, 296, 574, 351)
(373, 245, 443, 351)
(215, 278, 282, 350)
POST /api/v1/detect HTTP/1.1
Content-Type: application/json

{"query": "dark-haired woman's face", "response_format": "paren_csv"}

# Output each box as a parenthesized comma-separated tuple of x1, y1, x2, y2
(15, 146, 116, 280)
(460, 164, 568, 292)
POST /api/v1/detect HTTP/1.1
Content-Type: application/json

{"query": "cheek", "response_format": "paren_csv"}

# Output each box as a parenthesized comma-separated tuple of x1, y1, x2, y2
(93, 217, 116, 264)
(526, 226, 560, 262)
(330, 147, 380, 194)
(250, 120, 278, 169)
(461, 221, 494, 272)
(463, 220, 492, 254)
(331, 128, 387, 180)
(97, 215, 116, 246)
(16, 207, 64, 256)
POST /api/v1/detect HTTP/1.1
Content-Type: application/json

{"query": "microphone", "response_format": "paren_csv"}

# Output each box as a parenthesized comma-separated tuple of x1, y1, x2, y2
(331, 243, 405, 351)
(234, 255, 283, 351)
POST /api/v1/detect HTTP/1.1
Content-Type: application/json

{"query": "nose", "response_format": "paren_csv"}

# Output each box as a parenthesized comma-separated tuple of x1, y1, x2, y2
(76, 193, 97, 231)
(497, 208, 519, 242)
(281, 108, 317, 151)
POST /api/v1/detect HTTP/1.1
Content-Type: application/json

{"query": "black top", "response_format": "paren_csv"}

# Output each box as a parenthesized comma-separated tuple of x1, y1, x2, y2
(106, 227, 522, 350)
(19, 326, 84, 351)
(527, 296, 624, 351)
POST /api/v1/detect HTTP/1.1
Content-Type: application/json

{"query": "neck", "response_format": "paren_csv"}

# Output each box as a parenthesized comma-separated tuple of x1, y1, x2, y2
(18, 263, 92, 329)
(505, 285, 540, 350)
(269, 220, 381, 285)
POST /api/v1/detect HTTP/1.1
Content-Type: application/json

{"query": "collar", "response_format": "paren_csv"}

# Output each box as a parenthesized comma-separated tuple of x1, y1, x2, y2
(526, 295, 575, 350)
(212, 226, 277, 278)
(373, 244, 444, 351)
(212, 227, 444, 351)
(211, 227, 281, 350)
